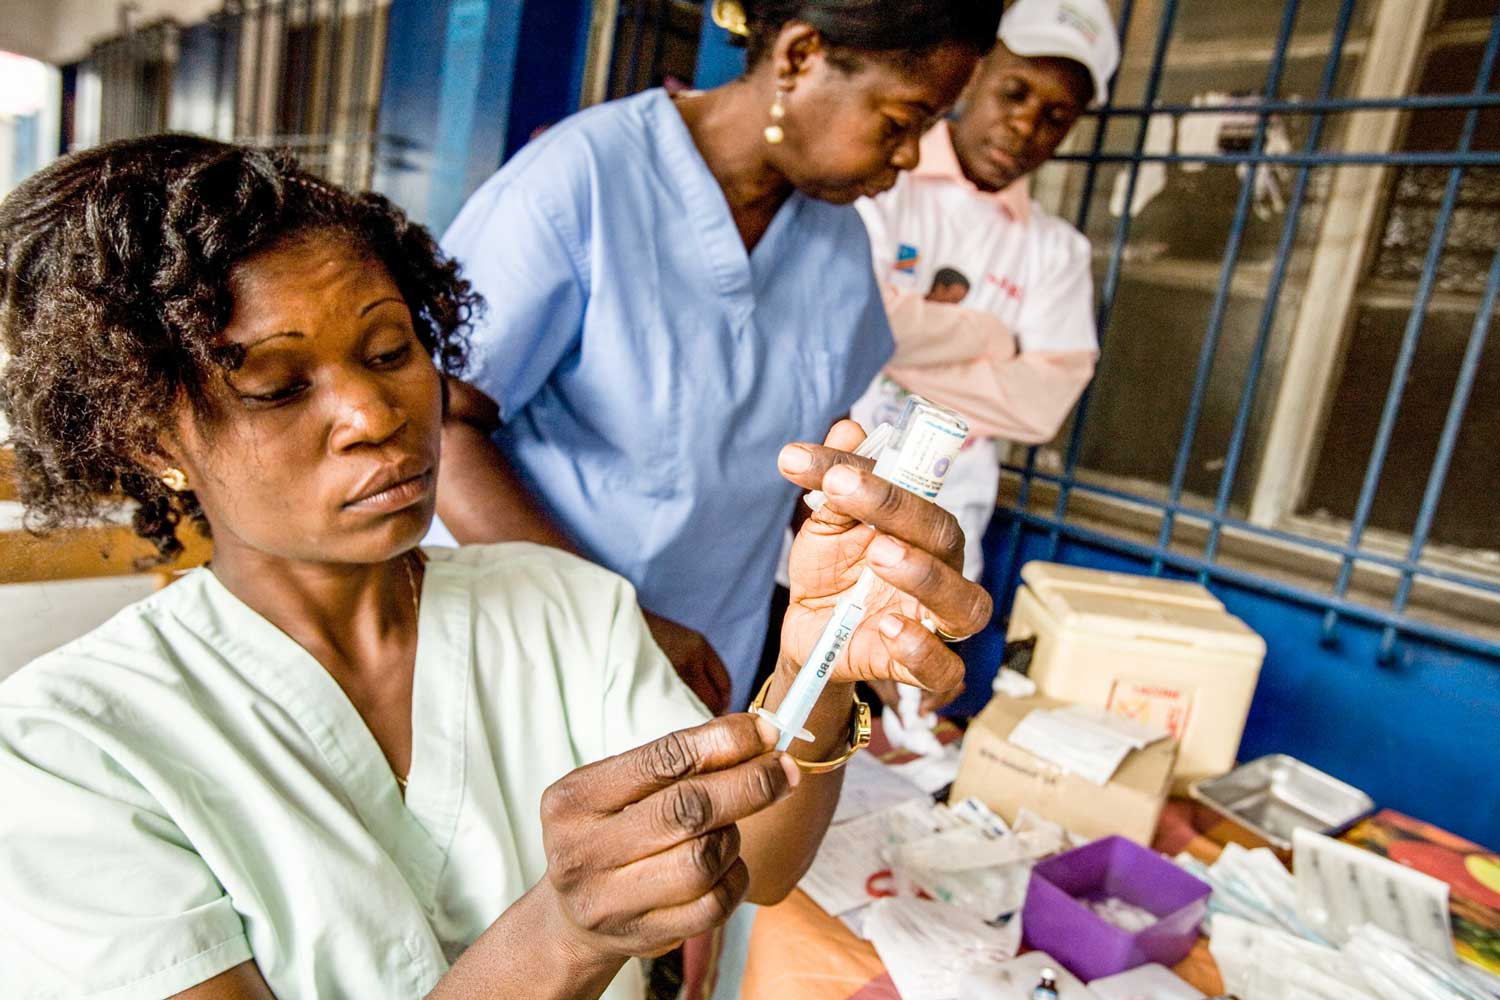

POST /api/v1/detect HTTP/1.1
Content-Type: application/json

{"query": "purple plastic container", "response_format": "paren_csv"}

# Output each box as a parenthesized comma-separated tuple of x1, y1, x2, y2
(1021, 836, 1211, 982)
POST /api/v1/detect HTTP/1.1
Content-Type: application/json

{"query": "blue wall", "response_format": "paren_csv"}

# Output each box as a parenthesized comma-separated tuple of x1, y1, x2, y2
(693, 4, 747, 89)
(951, 516, 1500, 849)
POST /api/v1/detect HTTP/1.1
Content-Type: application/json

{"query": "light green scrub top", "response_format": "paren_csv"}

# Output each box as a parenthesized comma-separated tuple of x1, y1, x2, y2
(0, 543, 710, 1000)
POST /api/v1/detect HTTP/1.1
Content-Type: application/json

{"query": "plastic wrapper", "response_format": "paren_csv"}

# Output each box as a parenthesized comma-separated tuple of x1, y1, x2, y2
(1209, 915, 1376, 1000)
(1176, 842, 1329, 943)
(1208, 914, 1500, 1000)
(889, 804, 1067, 920)
(866, 896, 1023, 1000)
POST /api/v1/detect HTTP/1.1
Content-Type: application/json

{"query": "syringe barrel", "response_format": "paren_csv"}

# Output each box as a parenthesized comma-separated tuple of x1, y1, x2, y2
(772, 571, 874, 751)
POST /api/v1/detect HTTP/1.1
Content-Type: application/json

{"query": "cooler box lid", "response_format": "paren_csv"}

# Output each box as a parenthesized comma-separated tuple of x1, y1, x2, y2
(1019, 562, 1266, 656)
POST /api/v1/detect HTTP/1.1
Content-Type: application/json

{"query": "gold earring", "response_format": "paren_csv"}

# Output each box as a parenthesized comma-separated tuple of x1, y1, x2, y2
(764, 85, 789, 145)
(711, 0, 749, 38)
(159, 468, 189, 492)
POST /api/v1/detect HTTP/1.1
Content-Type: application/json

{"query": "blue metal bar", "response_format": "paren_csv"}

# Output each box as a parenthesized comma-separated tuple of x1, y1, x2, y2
(1051, 150, 1500, 166)
(1000, 463, 1500, 599)
(1203, 0, 1359, 573)
(1045, 0, 1181, 565)
(1071, 0, 1137, 236)
(1004, 508, 1500, 662)
(995, 446, 1041, 618)
(1154, 0, 1303, 575)
(1090, 93, 1500, 119)
(1324, 14, 1500, 644)
(1378, 243, 1500, 658)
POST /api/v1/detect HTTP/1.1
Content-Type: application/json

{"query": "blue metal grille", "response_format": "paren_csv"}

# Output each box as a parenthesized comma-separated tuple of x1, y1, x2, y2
(994, 0, 1500, 662)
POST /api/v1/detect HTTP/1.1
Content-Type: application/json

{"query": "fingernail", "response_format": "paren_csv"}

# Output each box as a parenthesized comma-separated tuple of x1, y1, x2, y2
(753, 715, 780, 746)
(869, 536, 905, 566)
(777, 753, 802, 790)
(779, 445, 812, 473)
(823, 464, 860, 496)
(879, 614, 903, 638)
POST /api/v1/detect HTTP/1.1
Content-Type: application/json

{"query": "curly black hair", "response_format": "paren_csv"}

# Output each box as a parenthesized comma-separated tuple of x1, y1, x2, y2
(0, 134, 479, 563)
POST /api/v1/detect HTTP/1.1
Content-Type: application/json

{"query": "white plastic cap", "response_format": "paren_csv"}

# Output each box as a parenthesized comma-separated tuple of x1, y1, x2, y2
(998, 0, 1122, 106)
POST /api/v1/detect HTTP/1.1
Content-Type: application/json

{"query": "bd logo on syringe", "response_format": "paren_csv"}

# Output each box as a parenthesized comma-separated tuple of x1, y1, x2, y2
(817, 615, 860, 680)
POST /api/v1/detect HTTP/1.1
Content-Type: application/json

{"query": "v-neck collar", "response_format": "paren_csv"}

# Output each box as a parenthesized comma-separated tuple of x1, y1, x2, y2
(169, 555, 472, 907)
(648, 88, 804, 326)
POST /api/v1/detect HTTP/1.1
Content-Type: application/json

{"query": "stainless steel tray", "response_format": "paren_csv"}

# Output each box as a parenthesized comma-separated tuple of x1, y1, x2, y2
(1189, 754, 1374, 854)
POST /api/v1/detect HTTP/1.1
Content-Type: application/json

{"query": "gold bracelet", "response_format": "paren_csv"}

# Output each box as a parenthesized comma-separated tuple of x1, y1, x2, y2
(749, 673, 871, 774)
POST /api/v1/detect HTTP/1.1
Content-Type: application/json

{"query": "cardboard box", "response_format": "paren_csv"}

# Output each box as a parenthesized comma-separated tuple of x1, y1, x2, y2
(951, 694, 1178, 846)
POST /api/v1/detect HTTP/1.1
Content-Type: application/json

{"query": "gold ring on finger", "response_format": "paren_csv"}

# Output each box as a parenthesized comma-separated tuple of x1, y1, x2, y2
(920, 615, 973, 644)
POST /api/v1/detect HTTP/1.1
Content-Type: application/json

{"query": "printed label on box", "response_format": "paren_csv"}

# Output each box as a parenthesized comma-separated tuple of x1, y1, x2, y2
(1106, 679, 1194, 741)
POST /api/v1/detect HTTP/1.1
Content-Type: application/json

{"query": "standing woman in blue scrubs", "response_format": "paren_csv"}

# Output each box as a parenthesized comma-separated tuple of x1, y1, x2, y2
(436, 0, 1001, 711)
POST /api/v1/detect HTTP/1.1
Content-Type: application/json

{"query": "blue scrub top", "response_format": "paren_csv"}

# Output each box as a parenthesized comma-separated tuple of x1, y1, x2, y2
(443, 89, 893, 706)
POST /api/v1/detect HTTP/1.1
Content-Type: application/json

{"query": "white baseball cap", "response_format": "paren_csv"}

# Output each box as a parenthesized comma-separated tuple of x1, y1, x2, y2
(998, 0, 1122, 106)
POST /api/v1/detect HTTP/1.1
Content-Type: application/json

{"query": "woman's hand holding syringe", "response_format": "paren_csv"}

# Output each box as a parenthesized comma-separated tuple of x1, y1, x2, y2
(758, 412, 991, 757)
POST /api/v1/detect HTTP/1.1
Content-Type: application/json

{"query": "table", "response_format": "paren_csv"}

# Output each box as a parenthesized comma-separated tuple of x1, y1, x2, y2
(739, 802, 1227, 999)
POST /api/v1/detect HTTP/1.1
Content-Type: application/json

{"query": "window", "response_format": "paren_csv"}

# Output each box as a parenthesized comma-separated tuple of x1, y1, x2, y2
(231, 0, 390, 188)
(79, 20, 179, 145)
(0, 51, 61, 202)
(1007, 0, 1500, 652)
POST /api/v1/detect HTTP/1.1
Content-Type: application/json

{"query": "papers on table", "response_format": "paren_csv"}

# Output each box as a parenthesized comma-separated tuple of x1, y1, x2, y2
(1088, 963, 1204, 999)
(831, 750, 928, 826)
(800, 798, 955, 917)
(801, 787, 1065, 926)
(1007, 705, 1169, 785)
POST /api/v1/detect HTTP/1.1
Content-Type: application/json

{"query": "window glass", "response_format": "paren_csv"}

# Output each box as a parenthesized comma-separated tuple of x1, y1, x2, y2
(1065, 278, 1296, 515)
(1302, 304, 1500, 553)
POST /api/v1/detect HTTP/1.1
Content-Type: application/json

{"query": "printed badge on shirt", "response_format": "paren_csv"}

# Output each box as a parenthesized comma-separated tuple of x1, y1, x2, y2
(890, 243, 921, 288)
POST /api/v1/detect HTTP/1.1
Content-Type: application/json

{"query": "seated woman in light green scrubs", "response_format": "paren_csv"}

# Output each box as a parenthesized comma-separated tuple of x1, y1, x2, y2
(0, 137, 990, 1000)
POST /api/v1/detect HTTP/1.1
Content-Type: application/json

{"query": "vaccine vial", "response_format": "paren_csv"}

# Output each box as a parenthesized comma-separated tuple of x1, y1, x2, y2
(870, 396, 969, 500)
(1032, 967, 1060, 1000)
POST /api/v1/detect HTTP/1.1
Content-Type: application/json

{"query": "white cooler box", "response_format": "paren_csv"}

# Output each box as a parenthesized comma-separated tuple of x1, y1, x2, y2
(1006, 562, 1266, 793)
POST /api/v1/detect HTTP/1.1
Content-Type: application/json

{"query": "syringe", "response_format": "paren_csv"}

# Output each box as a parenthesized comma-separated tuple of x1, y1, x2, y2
(756, 396, 969, 753)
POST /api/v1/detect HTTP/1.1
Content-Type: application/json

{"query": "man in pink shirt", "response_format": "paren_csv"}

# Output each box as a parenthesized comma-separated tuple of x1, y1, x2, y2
(854, 0, 1119, 582)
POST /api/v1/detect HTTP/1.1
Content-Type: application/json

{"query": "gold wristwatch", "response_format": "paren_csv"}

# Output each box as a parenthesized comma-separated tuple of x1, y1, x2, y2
(749, 674, 872, 774)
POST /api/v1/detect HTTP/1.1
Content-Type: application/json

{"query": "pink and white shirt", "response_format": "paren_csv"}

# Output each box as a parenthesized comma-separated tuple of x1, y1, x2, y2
(852, 121, 1099, 578)
(854, 119, 1098, 442)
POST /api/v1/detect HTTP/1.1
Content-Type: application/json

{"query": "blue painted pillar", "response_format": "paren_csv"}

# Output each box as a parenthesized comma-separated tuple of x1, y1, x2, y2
(372, 0, 592, 234)
(504, 0, 593, 156)
(694, 4, 746, 89)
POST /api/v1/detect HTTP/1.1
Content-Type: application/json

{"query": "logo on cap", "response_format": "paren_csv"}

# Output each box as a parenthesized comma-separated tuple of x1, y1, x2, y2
(1058, 2, 1100, 44)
